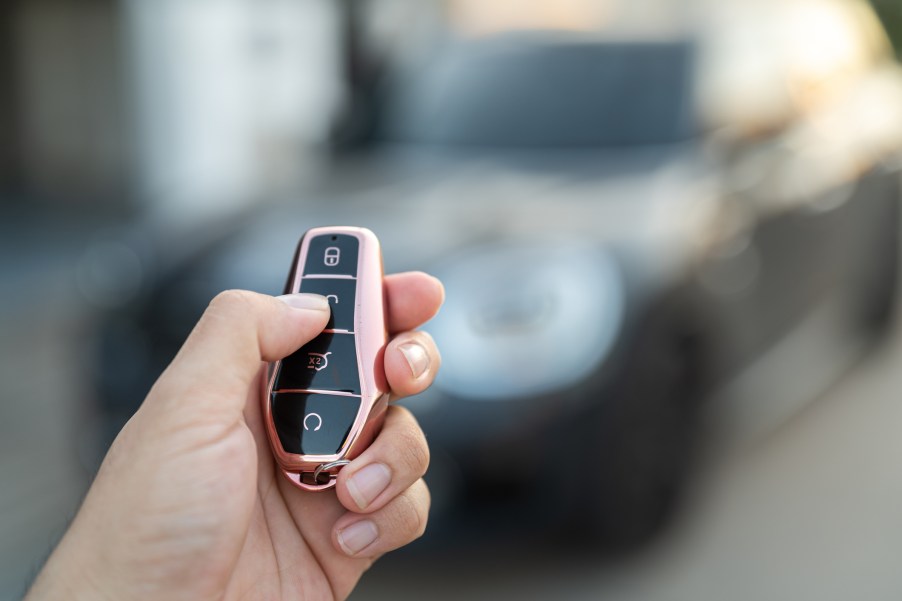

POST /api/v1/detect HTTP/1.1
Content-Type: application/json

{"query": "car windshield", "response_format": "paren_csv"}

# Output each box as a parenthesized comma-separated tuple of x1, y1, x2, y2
(376, 36, 697, 148)
(359, 0, 696, 147)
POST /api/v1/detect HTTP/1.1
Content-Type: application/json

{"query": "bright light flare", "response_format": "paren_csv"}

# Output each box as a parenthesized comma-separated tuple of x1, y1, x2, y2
(449, 0, 616, 36)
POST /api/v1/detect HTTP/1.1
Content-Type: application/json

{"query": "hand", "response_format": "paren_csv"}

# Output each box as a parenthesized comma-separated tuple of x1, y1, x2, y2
(26, 272, 444, 601)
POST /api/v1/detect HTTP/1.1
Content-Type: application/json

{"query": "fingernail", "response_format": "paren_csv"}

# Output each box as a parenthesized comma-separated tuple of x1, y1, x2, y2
(347, 463, 391, 510)
(399, 341, 430, 380)
(277, 293, 330, 312)
(337, 520, 379, 556)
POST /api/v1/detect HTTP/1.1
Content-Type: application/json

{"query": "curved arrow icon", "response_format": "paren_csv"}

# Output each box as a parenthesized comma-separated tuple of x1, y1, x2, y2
(307, 351, 331, 371)
(303, 412, 323, 432)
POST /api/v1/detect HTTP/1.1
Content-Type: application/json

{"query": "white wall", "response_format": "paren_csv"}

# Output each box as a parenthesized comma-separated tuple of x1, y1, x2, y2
(124, 0, 344, 223)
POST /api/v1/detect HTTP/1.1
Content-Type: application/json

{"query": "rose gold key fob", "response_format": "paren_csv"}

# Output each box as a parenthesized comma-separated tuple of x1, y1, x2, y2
(263, 226, 388, 491)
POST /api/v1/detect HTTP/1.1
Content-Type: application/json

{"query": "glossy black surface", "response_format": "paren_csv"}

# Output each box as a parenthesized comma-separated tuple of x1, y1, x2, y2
(303, 234, 359, 277)
(299, 277, 357, 331)
(271, 392, 361, 455)
(274, 332, 361, 394)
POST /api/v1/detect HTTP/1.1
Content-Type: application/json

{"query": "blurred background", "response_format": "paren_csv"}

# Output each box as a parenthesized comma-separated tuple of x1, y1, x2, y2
(4, 0, 902, 599)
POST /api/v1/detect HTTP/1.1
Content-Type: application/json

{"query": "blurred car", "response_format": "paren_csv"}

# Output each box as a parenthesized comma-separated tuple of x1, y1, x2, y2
(87, 0, 902, 550)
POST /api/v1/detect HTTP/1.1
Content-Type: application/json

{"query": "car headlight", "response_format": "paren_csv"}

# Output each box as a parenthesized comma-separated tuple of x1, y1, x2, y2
(429, 240, 624, 401)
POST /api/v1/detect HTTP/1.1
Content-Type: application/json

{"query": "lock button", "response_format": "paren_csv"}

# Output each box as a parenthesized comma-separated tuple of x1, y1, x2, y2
(303, 234, 359, 277)
(324, 246, 341, 266)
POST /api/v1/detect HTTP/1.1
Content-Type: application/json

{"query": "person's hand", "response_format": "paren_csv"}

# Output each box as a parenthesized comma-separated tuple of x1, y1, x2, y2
(26, 272, 443, 601)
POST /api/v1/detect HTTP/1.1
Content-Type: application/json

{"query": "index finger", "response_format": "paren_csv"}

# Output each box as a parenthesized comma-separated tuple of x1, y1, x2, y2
(385, 272, 445, 334)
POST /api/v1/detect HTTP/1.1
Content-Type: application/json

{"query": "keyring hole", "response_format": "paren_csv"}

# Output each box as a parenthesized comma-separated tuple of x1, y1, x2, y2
(300, 472, 331, 486)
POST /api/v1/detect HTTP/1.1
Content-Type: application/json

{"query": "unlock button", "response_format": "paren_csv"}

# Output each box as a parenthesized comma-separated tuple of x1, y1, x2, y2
(299, 278, 356, 331)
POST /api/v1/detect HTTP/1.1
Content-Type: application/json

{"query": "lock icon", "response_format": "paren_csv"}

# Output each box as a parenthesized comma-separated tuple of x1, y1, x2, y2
(324, 246, 340, 267)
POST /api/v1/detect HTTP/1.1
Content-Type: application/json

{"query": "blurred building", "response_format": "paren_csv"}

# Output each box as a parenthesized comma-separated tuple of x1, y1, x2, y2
(1, 0, 129, 209)
(0, 0, 347, 220)
(1, 0, 900, 213)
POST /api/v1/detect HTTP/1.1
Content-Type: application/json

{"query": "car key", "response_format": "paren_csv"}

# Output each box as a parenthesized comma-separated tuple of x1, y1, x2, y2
(263, 226, 388, 491)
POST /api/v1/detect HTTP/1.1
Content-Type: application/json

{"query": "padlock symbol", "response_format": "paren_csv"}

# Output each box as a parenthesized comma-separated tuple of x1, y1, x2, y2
(324, 246, 341, 267)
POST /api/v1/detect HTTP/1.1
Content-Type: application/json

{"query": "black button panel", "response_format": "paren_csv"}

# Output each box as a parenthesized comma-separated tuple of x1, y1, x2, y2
(303, 234, 359, 277)
(299, 277, 357, 331)
(271, 392, 361, 455)
(274, 332, 360, 394)
(274, 232, 367, 458)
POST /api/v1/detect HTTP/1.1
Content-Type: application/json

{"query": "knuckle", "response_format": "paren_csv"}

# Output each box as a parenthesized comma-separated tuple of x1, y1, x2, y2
(209, 289, 259, 313)
(414, 483, 431, 538)
(396, 424, 430, 478)
(392, 485, 429, 542)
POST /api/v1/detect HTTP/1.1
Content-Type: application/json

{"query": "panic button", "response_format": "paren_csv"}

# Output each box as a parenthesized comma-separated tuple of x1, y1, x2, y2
(303, 234, 359, 277)
(273, 332, 361, 394)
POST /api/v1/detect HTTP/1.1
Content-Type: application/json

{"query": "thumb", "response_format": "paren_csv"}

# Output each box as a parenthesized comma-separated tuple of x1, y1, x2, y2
(147, 290, 330, 420)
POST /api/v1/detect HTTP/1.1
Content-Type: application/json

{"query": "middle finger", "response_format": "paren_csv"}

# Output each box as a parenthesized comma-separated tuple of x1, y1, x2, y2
(335, 406, 430, 513)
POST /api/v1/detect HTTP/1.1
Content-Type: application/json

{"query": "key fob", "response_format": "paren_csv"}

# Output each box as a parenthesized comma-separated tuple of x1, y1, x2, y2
(263, 226, 388, 491)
